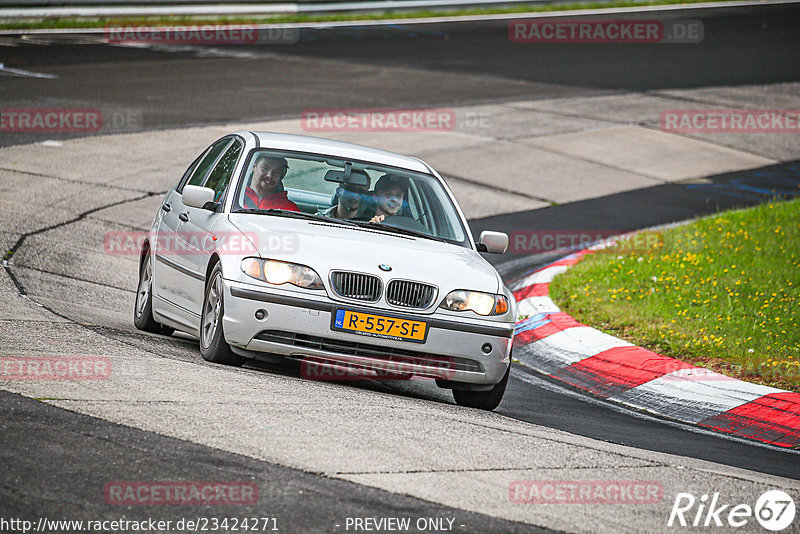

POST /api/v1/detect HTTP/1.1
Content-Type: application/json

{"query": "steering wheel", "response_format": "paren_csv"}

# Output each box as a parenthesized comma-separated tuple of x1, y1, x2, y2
(382, 216, 431, 235)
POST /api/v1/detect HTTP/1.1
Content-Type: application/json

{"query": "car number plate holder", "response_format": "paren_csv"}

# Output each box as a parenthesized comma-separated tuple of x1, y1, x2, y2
(331, 309, 428, 343)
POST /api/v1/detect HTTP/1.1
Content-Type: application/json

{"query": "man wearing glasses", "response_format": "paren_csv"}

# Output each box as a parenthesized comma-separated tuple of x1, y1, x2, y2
(243, 155, 299, 212)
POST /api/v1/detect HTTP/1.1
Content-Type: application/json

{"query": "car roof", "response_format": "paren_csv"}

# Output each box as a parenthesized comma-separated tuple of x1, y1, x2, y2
(241, 131, 432, 174)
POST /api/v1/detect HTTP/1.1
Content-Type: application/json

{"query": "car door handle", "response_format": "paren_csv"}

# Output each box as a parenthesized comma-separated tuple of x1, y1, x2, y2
(178, 212, 189, 222)
(161, 203, 171, 212)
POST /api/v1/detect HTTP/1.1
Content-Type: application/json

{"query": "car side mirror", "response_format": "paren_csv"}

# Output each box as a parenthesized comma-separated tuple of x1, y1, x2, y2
(477, 231, 509, 254)
(183, 185, 216, 210)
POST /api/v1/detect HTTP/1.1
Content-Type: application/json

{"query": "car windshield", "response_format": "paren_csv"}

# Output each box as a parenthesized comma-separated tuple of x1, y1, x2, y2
(232, 149, 469, 247)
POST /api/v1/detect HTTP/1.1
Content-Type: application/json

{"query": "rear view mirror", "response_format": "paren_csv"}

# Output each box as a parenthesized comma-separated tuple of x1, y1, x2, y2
(183, 185, 216, 210)
(477, 231, 509, 254)
(324, 169, 370, 187)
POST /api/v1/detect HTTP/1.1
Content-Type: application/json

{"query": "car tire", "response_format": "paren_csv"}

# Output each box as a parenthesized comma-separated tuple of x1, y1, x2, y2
(199, 263, 245, 367)
(452, 364, 510, 411)
(134, 251, 174, 336)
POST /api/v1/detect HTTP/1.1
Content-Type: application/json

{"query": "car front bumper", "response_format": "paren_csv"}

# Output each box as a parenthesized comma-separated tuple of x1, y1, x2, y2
(222, 280, 513, 385)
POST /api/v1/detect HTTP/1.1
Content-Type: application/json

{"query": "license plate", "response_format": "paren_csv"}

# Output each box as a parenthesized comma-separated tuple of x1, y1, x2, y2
(332, 309, 427, 343)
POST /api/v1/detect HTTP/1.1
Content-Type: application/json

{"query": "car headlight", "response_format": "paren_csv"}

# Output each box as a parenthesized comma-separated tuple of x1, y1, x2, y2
(241, 258, 324, 290)
(439, 290, 509, 316)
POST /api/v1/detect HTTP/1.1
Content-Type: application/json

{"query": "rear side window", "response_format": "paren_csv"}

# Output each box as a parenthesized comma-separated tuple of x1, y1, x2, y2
(178, 138, 231, 193)
(204, 139, 243, 202)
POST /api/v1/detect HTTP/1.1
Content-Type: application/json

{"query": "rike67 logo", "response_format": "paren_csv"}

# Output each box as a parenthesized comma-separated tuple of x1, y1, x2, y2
(668, 490, 796, 531)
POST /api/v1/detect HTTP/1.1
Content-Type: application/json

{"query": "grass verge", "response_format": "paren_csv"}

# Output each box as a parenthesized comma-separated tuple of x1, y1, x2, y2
(1, 0, 739, 31)
(549, 199, 800, 392)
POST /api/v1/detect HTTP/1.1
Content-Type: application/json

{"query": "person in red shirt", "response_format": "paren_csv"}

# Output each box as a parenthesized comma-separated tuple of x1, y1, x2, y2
(243, 155, 299, 212)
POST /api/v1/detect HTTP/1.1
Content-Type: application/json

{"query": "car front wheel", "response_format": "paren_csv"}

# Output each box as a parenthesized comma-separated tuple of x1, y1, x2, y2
(199, 263, 245, 367)
(452, 364, 510, 411)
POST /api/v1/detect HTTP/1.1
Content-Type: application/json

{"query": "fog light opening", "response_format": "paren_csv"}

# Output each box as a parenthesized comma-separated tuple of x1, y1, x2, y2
(481, 343, 493, 354)
(255, 309, 267, 320)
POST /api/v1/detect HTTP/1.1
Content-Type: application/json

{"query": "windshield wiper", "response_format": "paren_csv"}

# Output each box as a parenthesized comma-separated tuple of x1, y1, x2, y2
(233, 208, 346, 224)
(233, 208, 321, 221)
(350, 220, 445, 242)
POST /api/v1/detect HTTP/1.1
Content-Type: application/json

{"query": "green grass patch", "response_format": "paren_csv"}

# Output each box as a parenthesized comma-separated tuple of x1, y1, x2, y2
(1, 0, 738, 31)
(549, 199, 800, 392)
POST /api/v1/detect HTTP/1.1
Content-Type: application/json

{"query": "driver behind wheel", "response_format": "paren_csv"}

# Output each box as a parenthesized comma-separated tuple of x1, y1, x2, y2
(369, 173, 411, 223)
(317, 170, 371, 220)
(243, 155, 299, 212)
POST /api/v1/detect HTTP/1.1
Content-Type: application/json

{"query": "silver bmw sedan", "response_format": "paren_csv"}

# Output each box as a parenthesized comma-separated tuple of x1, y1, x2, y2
(135, 131, 515, 410)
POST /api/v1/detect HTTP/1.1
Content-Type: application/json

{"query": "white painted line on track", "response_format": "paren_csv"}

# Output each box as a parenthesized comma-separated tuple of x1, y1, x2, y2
(511, 265, 568, 290)
(515, 326, 632, 373)
(516, 296, 560, 316)
(540, 326, 632, 358)
(0, 62, 58, 79)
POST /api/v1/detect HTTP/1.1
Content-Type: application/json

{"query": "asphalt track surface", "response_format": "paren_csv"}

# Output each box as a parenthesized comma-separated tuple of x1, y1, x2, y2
(1, 2, 799, 148)
(0, 390, 538, 533)
(2, 2, 800, 530)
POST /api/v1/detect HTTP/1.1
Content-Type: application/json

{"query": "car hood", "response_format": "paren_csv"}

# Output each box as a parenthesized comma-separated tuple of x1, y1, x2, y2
(228, 214, 501, 294)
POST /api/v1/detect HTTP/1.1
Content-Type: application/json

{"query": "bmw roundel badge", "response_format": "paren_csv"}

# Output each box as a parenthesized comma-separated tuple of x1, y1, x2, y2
(379, 264, 392, 272)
